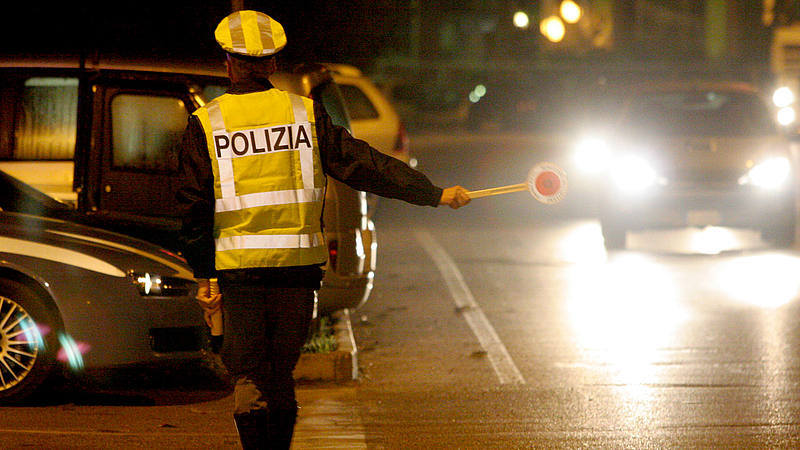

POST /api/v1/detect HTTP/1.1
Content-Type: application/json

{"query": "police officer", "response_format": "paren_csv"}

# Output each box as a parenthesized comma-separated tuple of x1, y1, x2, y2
(177, 10, 470, 449)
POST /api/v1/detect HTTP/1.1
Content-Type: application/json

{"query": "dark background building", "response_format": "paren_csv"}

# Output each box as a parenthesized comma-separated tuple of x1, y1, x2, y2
(0, 1, 785, 67)
(2, 0, 796, 123)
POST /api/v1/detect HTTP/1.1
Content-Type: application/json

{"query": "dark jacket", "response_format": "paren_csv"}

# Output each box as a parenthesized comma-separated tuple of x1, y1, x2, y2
(177, 78, 442, 284)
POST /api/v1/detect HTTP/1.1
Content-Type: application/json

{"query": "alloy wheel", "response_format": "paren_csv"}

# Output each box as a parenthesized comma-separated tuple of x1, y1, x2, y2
(0, 295, 41, 392)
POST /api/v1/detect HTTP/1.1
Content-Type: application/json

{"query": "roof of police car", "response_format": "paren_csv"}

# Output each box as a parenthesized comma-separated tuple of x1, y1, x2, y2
(0, 53, 228, 77)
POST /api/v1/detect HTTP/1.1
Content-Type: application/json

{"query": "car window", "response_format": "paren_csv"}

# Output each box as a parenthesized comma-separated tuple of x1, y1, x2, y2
(111, 94, 188, 171)
(338, 84, 379, 120)
(202, 84, 228, 102)
(13, 77, 78, 160)
(624, 90, 777, 136)
(313, 82, 352, 132)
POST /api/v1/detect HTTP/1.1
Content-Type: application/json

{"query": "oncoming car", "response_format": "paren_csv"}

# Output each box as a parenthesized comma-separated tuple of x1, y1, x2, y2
(0, 208, 202, 403)
(573, 81, 797, 249)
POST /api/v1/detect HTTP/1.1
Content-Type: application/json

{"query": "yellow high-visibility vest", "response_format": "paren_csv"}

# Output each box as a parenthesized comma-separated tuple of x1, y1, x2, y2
(193, 89, 327, 270)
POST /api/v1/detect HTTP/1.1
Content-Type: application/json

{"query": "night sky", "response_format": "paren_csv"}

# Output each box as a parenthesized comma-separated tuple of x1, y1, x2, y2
(1, 1, 409, 69)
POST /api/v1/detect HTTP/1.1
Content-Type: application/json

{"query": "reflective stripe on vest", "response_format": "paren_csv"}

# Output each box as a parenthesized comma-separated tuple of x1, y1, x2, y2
(194, 89, 327, 270)
(216, 232, 324, 252)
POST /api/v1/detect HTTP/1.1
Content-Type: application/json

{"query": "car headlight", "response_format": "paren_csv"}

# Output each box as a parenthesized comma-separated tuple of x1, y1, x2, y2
(777, 106, 796, 126)
(610, 155, 659, 193)
(129, 271, 193, 296)
(739, 157, 791, 190)
(773, 86, 795, 108)
(573, 136, 611, 173)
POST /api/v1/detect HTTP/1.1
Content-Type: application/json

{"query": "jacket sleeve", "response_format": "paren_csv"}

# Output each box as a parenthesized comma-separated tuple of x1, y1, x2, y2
(176, 116, 217, 279)
(313, 101, 443, 207)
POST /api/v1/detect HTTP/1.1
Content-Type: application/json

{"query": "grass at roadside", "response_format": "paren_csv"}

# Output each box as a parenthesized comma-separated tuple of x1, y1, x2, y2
(302, 315, 338, 353)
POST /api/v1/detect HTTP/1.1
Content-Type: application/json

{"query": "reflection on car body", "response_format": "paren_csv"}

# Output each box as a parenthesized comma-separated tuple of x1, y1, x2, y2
(572, 81, 797, 249)
(0, 210, 202, 403)
(0, 56, 375, 316)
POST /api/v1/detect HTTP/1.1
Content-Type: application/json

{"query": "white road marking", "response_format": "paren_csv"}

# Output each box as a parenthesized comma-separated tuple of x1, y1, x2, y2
(415, 231, 525, 385)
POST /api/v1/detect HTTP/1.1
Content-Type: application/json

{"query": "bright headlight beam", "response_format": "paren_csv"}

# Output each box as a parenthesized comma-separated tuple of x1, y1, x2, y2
(773, 86, 795, 108)
(777, 106, 796, 126)
(611, 155, 658, 193)
(716, 254, 800, 308)
(574, 137, 610, 173)
(742, 157, 791, 189)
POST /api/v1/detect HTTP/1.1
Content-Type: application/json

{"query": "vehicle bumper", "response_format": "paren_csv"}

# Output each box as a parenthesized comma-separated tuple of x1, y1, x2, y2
(55, 280, 205, 371)
(600, 185, 796, 230)
(318, 222, 376, 315)
(318, 270, 374, 315)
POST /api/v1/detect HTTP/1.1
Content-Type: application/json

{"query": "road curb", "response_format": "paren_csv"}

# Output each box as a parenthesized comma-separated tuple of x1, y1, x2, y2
(293, 309, 359, 382)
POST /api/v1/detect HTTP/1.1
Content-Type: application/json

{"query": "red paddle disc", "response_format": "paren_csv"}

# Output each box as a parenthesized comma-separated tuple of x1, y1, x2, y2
(527, 162, 567, 204)
(535, 171, 561, 197)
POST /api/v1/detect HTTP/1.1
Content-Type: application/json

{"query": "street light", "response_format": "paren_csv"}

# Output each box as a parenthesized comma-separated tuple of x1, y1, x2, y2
(560, 0, 583, 24)
(513, 11, 530, 29)
(540, 15, 565, 43)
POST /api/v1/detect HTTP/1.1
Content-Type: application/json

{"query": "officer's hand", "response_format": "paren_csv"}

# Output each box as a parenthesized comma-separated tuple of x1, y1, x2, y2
(440, 186, 471, 209)
(196, 279, 222, 328)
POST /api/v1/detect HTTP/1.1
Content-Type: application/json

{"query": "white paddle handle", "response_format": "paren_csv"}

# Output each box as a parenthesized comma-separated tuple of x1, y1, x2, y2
(466, 183, 528, 199)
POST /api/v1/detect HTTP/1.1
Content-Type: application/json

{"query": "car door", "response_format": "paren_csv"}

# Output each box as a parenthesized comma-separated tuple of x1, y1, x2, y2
(85, 78, 198, 244)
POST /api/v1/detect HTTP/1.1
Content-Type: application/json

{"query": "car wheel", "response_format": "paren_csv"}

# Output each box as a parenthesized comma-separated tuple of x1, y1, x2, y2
(0, 279, 60, 404)
(601, 221, 627, 250)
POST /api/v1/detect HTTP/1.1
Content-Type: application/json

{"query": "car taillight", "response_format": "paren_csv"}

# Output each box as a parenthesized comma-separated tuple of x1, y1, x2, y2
(328, 239, 338, 270)
(393, 121, 410, 155)
(159, 248, 187, 264)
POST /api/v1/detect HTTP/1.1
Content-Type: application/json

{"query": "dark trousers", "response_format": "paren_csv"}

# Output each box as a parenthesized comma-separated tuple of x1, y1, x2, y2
(219, 273, 316, 417)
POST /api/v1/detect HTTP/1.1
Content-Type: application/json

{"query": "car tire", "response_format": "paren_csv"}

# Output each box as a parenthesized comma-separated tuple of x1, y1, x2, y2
(0, 279, 60, 404)
(601, 221, 627, 250)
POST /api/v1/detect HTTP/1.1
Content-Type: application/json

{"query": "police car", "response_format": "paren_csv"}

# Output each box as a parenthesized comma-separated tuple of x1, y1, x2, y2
(0, 207, 203, 404)
(0, 56, 375, 315)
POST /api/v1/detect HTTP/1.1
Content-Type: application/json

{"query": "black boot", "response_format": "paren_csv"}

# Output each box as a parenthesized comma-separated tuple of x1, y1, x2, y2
(234, 409, 269, 450)
(268, 407, 298, 449)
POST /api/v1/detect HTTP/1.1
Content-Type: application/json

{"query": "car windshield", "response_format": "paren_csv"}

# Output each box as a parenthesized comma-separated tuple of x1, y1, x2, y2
(622, 89, 777, 136)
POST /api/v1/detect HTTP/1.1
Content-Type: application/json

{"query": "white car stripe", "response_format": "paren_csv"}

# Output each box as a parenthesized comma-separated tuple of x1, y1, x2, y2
(46, 231, 194, 280)
(0, 236, 126, 278)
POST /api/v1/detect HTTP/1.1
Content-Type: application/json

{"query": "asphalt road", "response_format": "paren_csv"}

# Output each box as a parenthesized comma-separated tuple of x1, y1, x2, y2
(349, 130, 800, 448)
(5, 130, 800, 449)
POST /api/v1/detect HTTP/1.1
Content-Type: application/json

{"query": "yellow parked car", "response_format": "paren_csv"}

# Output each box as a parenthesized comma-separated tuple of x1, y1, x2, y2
(324, 63, 412, 166)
